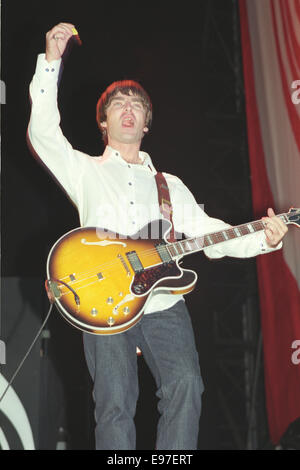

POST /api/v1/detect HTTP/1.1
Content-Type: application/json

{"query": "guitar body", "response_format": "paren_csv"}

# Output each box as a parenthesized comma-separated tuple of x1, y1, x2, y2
(47, 219, 197, 335)
(47, 208, 300, 335)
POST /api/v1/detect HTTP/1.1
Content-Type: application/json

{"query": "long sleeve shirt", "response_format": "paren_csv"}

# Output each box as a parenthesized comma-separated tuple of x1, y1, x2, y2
(27, 54, 282, 314)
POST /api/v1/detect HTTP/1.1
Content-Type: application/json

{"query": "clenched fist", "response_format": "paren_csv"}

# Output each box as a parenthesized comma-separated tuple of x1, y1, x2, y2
(45, 22, 76, 63)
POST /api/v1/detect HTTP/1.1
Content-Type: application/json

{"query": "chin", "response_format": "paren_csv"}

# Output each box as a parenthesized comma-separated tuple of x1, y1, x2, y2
(120, 134, 141, 144)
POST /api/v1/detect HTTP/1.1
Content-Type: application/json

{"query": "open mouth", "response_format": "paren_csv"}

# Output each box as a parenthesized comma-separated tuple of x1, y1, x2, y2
(122, 116, 135, 128)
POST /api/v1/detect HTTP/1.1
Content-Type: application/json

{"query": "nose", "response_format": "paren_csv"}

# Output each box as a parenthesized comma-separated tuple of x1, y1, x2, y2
(124, 100, 133, 112)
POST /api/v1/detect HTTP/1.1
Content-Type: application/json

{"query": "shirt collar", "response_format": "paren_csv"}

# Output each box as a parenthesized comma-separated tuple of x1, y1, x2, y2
(101, 145, 157, 174)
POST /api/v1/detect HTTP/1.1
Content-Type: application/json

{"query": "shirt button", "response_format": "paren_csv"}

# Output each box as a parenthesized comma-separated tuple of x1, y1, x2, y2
(41, 89, 45, 93)
(128, 182, 132, 186)
(130, 201, 134, 205)
(128, 165, 131, 168)
(51, 68, 55, 72)
(45, 68, 49, 72)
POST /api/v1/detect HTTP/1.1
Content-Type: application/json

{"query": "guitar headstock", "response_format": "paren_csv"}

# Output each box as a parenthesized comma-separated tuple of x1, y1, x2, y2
(287, 207, 300, 227)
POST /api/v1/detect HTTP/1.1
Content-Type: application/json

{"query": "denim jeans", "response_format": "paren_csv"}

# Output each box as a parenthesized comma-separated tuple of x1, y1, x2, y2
(83, 300, 204, 450)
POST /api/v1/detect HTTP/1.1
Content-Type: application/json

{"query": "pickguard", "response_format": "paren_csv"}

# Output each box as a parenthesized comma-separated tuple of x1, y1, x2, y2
(131, 262, 181, 295)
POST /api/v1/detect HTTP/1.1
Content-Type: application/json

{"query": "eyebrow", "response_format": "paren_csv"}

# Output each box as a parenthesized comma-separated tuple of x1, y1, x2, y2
(110, 96, 143, 103)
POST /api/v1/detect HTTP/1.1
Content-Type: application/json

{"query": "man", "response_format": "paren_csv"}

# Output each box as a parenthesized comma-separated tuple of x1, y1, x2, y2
(27, 22, 288, 450)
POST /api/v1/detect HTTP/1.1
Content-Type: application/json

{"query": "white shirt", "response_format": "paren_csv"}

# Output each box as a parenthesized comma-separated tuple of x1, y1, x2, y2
(28, 54, 282, 313)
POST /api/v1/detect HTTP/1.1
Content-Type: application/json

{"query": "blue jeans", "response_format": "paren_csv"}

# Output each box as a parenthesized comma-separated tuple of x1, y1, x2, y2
(83, 300, 204, 450)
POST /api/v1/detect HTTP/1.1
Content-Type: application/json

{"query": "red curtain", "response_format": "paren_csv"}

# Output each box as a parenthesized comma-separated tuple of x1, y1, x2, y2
(239, 0, 300, 444)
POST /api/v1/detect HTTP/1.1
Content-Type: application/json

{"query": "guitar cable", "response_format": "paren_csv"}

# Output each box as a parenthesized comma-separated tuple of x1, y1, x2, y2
(0, 277, 79, 404)
(0, 302, 54, 405)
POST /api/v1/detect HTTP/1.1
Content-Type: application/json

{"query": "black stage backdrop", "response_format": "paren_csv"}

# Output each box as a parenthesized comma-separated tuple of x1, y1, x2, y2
(1, 0, 260, 450)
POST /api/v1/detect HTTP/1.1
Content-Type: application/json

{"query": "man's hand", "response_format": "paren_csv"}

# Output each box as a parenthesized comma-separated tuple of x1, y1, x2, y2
(45, 22, 76, 63)
(262, 207, 288, 248)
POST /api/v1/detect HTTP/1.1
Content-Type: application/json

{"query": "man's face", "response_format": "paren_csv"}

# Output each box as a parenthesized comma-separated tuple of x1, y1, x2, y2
(101, 91, 149, 145)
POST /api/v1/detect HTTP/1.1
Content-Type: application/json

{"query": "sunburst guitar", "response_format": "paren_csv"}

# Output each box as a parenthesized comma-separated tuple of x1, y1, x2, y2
(46, 208, 300, 335)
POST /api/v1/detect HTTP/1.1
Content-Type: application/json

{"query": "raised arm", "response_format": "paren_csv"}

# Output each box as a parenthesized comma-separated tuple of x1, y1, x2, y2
(27, 23, 82, 204)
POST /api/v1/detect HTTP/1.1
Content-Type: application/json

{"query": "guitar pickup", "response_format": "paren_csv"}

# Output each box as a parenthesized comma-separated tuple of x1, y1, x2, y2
(155, 243, 172, 263)
(126, 251, 143, 274)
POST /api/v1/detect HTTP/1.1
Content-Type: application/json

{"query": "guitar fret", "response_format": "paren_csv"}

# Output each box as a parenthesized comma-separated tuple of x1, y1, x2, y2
(217, 233, 225, 242)
(168, 245, 177, 257)
(195, 237, 205, 249)
(173, 244, 180, 256)
(175, 242, 184, 255)
(182, 241, 190, 251)
(252, 221, 264, 231)
(188, 239, 198, 251)
(165, 245, 173, 259)
(225, 229, 235, 240)
(181, 240, 191, 252)
(165, 210, 298, 261)
(187, 240, 197, 251)
(205, 235, 213, 246)
(194, 238, 201, 250)
(239, 225, 250, 236)
(168, 242, 184, 257)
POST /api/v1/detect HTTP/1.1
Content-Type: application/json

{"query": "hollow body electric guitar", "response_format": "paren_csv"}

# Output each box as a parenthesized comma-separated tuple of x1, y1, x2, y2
(46, 208, 300, 335)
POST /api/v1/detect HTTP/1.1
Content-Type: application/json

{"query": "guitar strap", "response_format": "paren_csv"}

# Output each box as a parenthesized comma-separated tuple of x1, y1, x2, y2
(154, 172, 176, 242)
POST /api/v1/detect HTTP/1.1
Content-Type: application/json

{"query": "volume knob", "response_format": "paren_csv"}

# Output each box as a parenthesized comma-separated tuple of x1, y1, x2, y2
(123, 306, 130, 315)
(133, 284, 144, 294)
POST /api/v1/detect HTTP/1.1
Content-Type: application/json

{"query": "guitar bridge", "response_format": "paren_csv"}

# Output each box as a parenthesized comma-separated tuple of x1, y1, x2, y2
(118, 254, 131, 276)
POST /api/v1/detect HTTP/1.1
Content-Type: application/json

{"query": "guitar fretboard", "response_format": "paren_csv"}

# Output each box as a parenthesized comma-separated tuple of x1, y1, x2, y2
(166, 213, 289, 258)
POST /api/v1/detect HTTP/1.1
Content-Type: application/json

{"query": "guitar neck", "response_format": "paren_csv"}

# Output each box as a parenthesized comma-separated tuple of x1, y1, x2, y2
(166, 212, 290, 259)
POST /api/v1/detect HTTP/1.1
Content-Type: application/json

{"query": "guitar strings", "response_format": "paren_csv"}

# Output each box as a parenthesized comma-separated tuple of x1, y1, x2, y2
(57, 249, 171, 295)
(59, 261, 182, 299)
(52, 212, 293, 296)
(57, 244, 179, 283)
(55, 218, 272, 289)
(55, 229, 251, 289)
(56, 225, 248, 286)
(57, 241, 190, 296)
(56, 228, 221, 283)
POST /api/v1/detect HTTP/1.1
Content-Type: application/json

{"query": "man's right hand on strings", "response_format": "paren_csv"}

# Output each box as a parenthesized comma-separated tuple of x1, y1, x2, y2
(45, 22, 76, 63)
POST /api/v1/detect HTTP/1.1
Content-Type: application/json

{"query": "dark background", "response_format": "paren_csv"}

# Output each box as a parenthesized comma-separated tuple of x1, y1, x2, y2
(1, 0, 267, 449)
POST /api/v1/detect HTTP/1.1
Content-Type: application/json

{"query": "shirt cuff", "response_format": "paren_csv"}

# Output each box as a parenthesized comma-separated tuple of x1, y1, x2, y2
(35, 53, 62, 82)
(259, 232, 283, 253)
